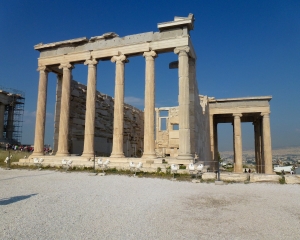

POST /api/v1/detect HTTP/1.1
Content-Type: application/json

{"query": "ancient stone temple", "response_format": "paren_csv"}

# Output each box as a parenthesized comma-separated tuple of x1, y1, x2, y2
(20, 14, 273, 174)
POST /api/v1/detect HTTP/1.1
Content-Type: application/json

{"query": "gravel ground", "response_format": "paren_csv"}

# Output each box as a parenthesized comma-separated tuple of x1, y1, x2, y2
(0, 168, 299, 240)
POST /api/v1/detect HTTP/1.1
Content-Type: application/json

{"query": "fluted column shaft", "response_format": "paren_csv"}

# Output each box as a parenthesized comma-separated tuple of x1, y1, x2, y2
(213, 122, 218, 170)
(175, 46, 193, 160)
(32, 66, 49, 156)
(233, 114, 243, 173)
(254, 120, 262, 173)
(262, 113, 272, 174)
(53, 74, 62, 154)
(209, 114, 215, 168)
(0, 104, 5, 138)
(82, 59, 98, 157)
(142, 51, 157, 158)
(56, 63, 73, 156)
(110, 55, 127, 158)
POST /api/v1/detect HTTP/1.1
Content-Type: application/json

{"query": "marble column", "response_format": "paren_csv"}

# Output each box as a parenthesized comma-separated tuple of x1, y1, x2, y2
(142, 51, 157, 158)
(189, 58, 196, 155)
(53, 74, 62, 154)
(254, 121, 259, 173)
(56, 62, 73, 156)
(32, 65, 49, 156)
(82, 59, 98, 158)
(0, 103, 5, 138)
(174, 46, 193, 160)
(261, 112, 272, 174)
(233, 114, 243, 173)
(254, 120, 262, 173)
(110, 55, 127, 158)
(213, 122, 218, 171)
(209, 114, 215, 169)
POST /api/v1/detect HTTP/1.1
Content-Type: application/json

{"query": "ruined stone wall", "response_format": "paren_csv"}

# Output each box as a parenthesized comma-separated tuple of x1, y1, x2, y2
(54, 80, 144, 157)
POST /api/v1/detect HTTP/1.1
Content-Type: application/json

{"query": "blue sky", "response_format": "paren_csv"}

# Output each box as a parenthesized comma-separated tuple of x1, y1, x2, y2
(0, 0, 299, 151)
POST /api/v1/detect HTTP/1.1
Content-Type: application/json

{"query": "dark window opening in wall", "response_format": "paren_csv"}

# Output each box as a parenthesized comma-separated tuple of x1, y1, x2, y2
(172, 124, 179, 130)
(160, 118, 167, 131)
(160, 110, 168, 117)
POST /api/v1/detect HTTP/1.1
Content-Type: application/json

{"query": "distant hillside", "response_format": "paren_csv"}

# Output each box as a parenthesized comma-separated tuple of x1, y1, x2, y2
(220, 146, 300, 158)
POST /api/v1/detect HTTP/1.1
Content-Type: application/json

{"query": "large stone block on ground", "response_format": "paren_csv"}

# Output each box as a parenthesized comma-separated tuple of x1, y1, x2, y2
(220, 173, 248, 182)
(285, 175, 300, 184)
(202, 172, 216, 181)
(250, 173, 280, 183)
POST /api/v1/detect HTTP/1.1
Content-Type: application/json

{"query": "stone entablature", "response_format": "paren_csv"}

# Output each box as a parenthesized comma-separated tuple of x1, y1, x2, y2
(54, 80, 144, 157)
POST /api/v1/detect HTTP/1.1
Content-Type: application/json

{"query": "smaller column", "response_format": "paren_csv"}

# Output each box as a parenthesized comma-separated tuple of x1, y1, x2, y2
(0, 104, 5, 138)
(261, 112, 272, 174)
(254, 120, 263, 173)
(82, 59, 98, 158)
(32, 65, 50, 156)
(233, 114, 243, 173)
(110, 55, 127, 158)
(142, 50, 157, 159)
(209, 114, 215, 170)
(56, 62, 74, 156)
(213, 122, 218, 171)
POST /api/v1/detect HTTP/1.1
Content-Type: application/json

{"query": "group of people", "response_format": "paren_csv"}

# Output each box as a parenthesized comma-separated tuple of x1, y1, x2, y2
(244, 168, 252, 173)
(4, 143, 52, 154)
(5, 143, 34, 152)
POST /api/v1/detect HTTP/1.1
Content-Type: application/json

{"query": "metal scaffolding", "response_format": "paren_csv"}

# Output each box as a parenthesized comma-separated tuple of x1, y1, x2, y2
(0, 86, 25, 144)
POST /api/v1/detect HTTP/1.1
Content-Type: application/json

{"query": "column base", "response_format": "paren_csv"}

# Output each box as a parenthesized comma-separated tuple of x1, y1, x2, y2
(55, 152, 70, 157)
(177, 154, 194, 161)
(142, 153, 157, 159)
(234, 164, 243, 173)
(31, 152, 44, 157)
(81, 152, 95, 158)
(110, 153, 125, 158)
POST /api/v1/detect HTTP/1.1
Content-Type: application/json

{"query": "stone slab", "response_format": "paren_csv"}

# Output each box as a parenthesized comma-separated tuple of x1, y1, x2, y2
(285, 175, 300, 184)
(202, 172, 216, 181)
(220, 173, 249, 182)
(250, 174, 280, 183)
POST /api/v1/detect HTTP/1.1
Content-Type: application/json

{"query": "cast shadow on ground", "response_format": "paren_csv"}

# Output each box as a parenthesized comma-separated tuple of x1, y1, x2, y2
(0, 194, 38, 206)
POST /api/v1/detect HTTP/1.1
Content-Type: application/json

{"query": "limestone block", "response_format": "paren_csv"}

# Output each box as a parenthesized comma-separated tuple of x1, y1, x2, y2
(285, 175, 300, 184)
(202, 172, 216, 181)
(249, 174, 280, 183)
(169, 131, 179, 139)
(220, 173, 248, 182)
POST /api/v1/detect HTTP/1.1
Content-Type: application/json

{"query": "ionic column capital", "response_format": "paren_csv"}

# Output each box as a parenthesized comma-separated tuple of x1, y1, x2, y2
(143, 50, 157, 59)
(174, 46, 190, 55)
(37, 65, 50, 72)
(59, 62, 74, 70)
(261, 112, 270, 117)
(111, 54, 128, 63)
(84, 59, 98, 66)
(233, 113, 243, 118)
